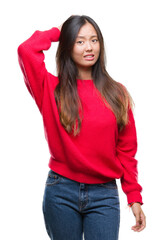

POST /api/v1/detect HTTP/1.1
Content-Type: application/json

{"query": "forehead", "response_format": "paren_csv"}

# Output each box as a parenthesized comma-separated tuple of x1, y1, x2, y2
(77, 22, 97, 37)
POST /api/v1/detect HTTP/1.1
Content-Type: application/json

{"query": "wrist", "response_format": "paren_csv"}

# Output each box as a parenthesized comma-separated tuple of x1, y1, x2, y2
(128, 202, 141, 208)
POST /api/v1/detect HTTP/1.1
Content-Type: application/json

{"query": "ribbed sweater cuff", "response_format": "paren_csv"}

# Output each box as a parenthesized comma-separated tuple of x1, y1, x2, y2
(45, 27, 60, 42)
(127, 191, 143, 205)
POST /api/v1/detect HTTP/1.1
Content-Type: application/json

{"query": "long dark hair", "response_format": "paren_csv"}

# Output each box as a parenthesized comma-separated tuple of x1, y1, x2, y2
(55, 15, 134, 136)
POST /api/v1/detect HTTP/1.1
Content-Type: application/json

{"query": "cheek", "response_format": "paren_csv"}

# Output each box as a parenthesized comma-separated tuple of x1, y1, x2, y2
(95, 45, 100, 59)
(75, 47, 84, 56)
(95, 44, 100, 54)
(72, 47, 84, 62)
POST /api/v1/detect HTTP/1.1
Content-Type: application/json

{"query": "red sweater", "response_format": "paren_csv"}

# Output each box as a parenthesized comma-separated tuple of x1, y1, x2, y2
(17, 27, 143, 204)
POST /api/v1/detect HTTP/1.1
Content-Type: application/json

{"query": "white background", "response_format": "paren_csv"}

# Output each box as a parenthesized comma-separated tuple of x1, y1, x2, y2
(0, 0, 163, 239)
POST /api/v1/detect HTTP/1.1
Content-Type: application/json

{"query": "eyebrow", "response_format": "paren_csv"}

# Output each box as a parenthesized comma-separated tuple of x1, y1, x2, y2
(76, 35, 98, 39)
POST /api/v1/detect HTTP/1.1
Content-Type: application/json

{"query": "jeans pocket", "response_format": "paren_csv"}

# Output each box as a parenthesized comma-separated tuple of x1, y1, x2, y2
(45, 170, 62, 186)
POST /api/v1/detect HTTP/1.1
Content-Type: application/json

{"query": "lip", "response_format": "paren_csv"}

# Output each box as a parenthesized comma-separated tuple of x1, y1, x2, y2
(84, 54, 95, 61)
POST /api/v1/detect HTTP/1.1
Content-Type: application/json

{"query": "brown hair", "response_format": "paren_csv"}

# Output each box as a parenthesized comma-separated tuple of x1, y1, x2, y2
(55, 15, 134, 136)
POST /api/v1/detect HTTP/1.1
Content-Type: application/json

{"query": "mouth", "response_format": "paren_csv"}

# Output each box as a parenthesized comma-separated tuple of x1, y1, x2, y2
(84, 54, 95, 61)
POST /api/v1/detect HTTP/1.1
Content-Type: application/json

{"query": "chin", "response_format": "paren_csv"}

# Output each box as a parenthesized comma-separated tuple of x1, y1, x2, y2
(82, 60, 97, 68)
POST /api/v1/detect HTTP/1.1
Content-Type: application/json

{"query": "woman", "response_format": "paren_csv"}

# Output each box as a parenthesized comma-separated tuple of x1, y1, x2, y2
(18, 15, 146, 240)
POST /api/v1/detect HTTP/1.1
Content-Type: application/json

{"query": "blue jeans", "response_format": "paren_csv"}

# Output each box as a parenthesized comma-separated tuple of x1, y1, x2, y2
(43, 170, 120, 240)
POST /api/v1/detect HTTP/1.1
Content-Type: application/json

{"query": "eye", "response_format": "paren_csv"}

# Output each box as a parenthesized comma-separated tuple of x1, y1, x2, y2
(76, 40, 84, 45)
(92, 39, 98, 43)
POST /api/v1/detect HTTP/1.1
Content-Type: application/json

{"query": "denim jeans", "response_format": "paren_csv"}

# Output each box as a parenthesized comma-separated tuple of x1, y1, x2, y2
(43, 170, 120, 240)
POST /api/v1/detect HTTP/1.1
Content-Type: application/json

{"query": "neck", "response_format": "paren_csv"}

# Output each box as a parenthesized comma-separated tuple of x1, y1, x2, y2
(77, 67, 92, 80)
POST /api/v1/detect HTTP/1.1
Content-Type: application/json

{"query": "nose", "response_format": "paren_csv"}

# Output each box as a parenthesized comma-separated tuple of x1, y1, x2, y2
(85, 41, 92, 51)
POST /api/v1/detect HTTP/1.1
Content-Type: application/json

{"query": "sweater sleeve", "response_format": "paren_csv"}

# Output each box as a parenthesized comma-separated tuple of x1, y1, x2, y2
(17, 27, 60, 112)
(116, 108, 143, 205)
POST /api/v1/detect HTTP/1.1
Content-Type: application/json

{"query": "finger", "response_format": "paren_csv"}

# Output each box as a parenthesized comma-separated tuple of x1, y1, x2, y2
(138, 212, 146, 231)
(132, 213, 142, 231)
(132, 214, 146, 232)
(131, 225, 140, 231)
(136, 222, 146, 232)
(132, 222, 145, 232)
(137, 225, 145, 232)
(132, 225, 142, 232)
(131, 225, 141, 232)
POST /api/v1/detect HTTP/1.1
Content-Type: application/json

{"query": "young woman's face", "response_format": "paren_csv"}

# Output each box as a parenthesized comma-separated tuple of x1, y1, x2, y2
(71, 22, 100, 72)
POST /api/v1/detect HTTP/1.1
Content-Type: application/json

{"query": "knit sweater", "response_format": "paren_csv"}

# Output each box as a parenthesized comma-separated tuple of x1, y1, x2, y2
(17, 27, 143, 204)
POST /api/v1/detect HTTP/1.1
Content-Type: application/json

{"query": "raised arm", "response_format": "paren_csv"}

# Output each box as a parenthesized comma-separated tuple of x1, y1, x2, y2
(17, 27, 60, 112)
